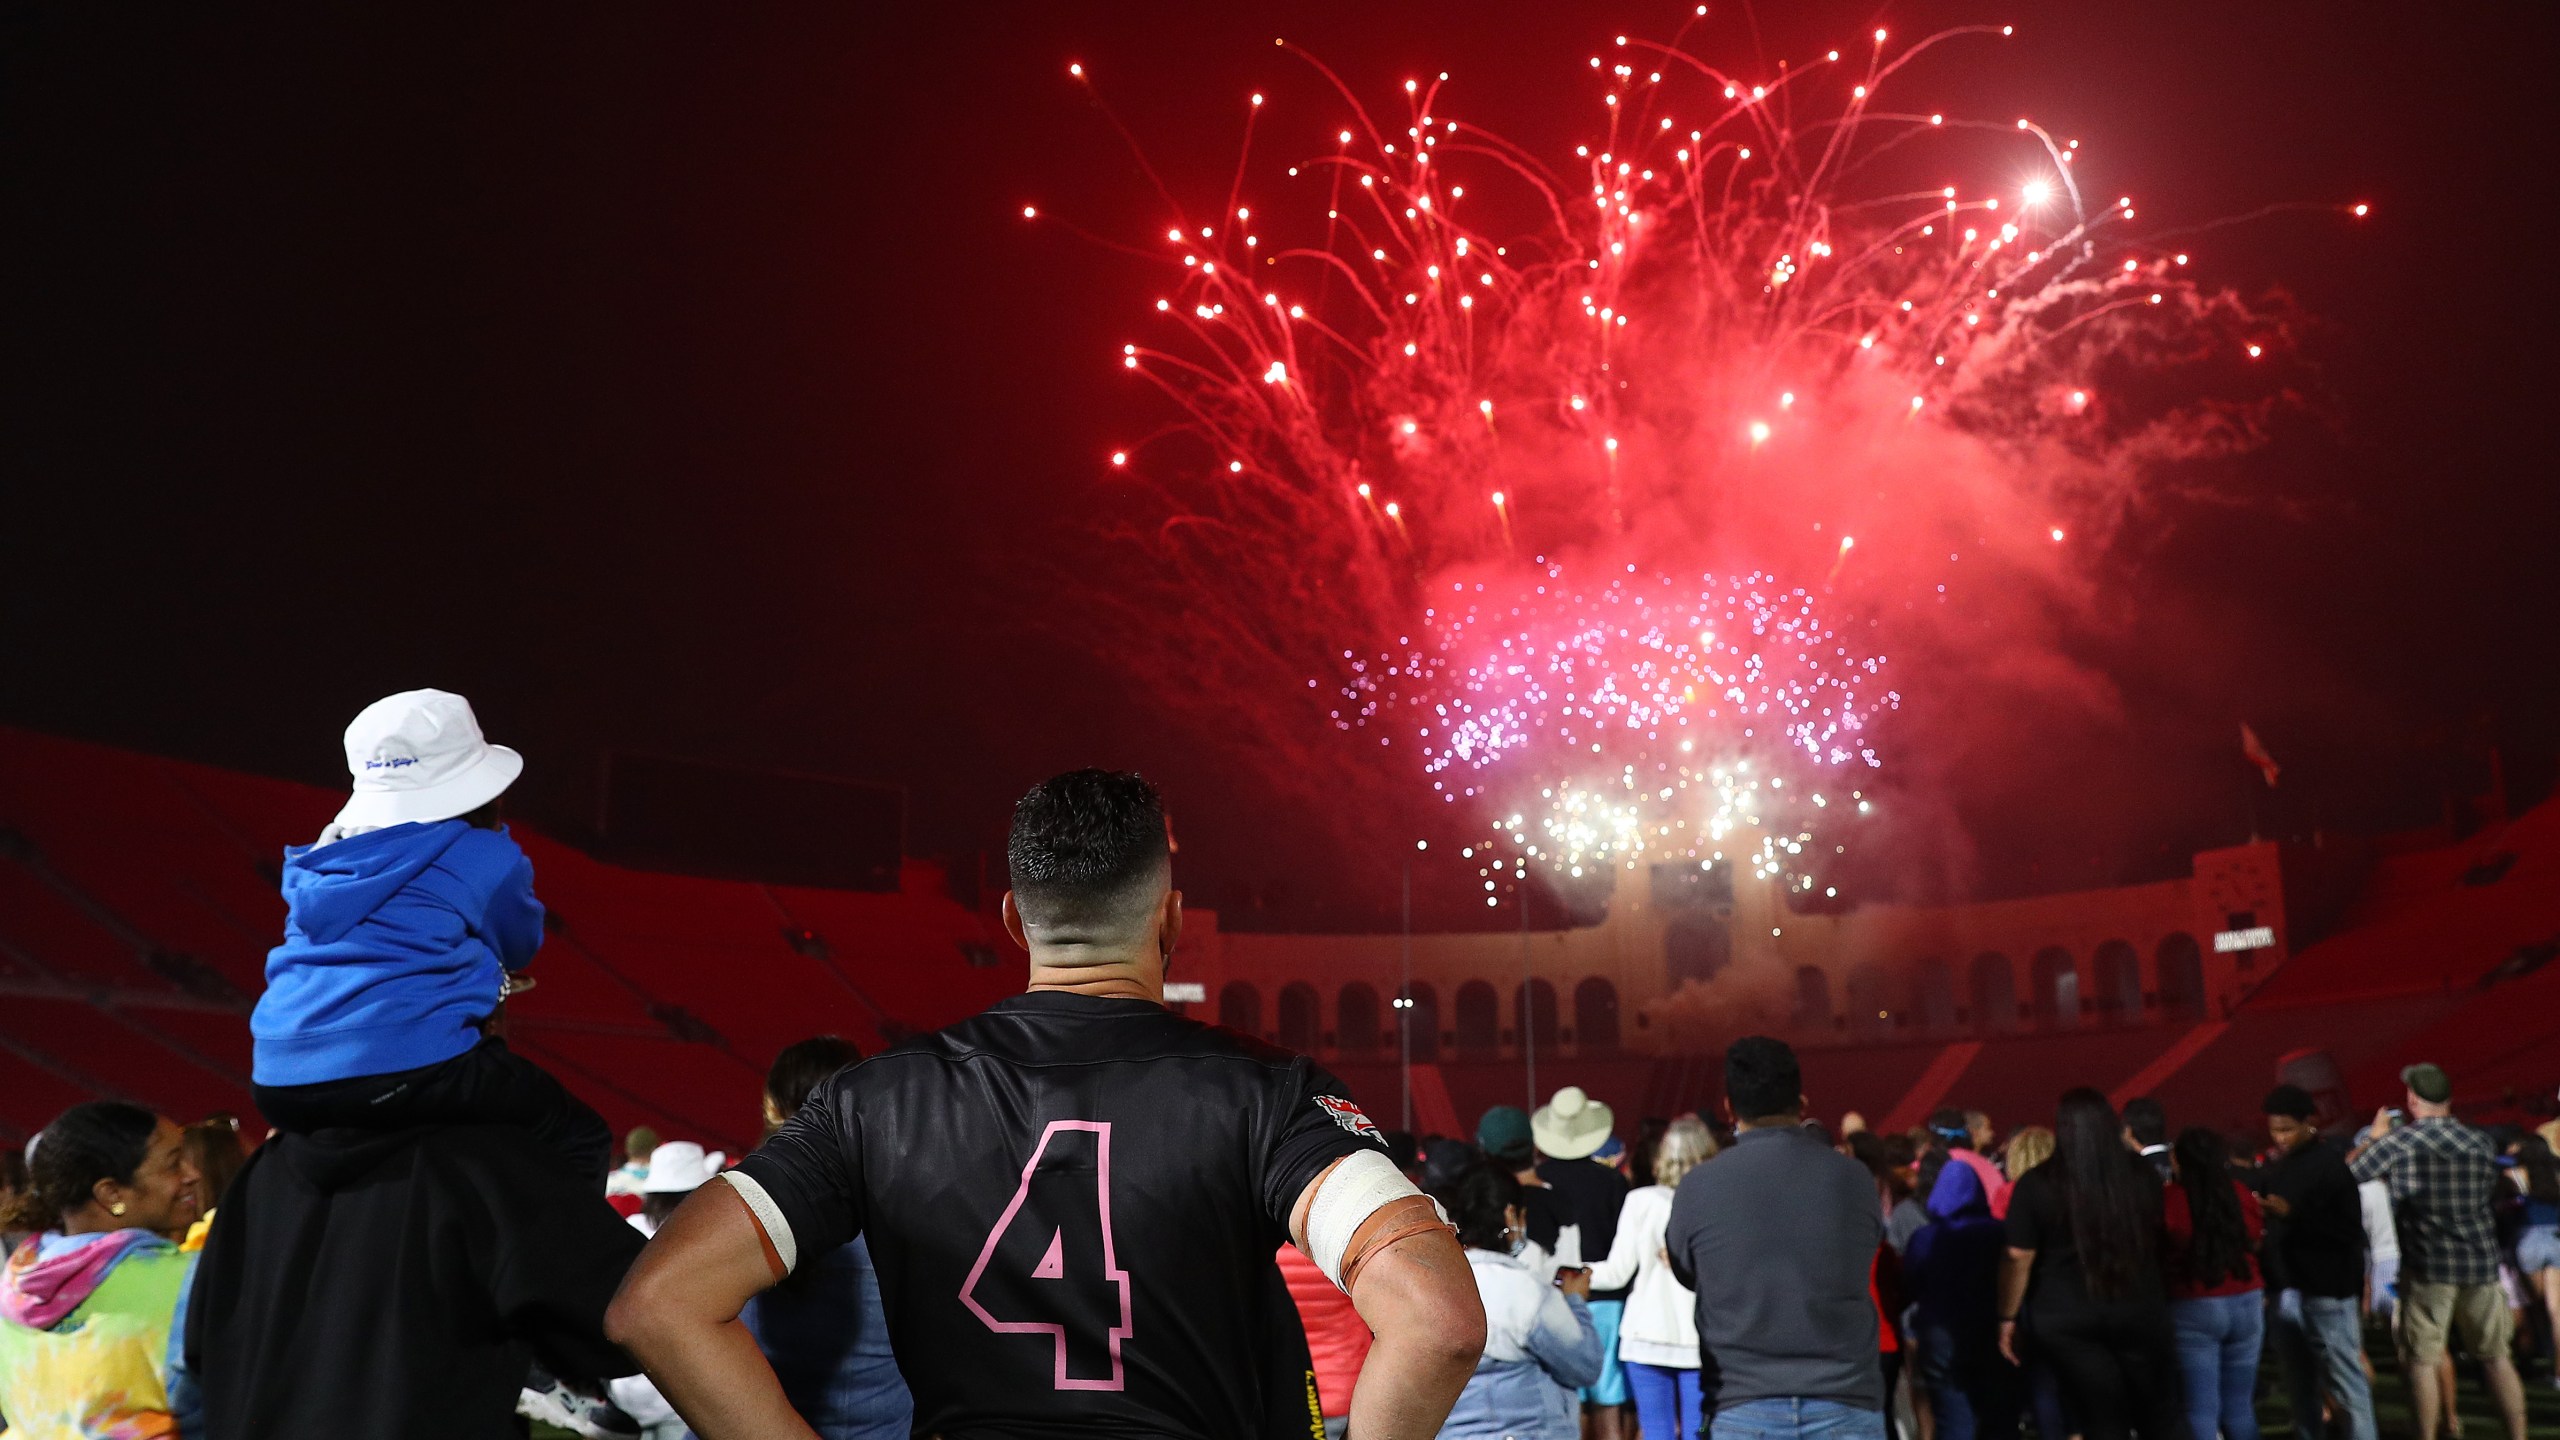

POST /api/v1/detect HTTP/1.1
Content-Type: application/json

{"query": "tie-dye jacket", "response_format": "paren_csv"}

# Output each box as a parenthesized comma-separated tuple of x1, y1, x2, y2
(0, 1230, 199, 1439)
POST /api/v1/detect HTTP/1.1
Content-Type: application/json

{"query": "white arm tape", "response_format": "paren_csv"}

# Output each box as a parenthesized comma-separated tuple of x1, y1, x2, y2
(721, 1172, 799, 1275)
(1304, 1149, 1428, 1293)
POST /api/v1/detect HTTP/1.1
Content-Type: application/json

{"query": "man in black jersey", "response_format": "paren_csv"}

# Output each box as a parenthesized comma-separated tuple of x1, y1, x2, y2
(609, 769, 1486, 1440)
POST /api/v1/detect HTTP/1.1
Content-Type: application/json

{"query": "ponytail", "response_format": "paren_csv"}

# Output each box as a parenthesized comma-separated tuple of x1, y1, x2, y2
(2, 1102, 158, 1234)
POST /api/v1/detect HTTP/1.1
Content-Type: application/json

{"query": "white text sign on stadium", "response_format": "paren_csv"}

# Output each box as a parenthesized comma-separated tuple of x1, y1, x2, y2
(2213, 926, 2276, 952)
(1162, 982, 1207, 1003)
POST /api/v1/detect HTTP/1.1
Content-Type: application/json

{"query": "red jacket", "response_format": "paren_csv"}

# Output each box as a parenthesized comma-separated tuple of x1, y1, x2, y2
(1276, 1244, 1372, 1419)
(2162, 1178, 2264, 1299)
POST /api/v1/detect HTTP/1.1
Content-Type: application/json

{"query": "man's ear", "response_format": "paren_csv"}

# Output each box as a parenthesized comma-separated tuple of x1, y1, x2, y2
(1157, 889, 1185, 963)
(1001, 892, 1030, 953)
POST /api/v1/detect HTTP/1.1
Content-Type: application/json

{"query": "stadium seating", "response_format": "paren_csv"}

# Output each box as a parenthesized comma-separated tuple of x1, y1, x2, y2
(0, 727, 1018, 1151)
(2, 723, 2552, 1149)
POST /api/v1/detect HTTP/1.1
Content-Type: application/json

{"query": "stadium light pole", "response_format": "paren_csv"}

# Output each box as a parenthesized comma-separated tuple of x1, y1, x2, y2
(1521, 876, 1535, 1111)
(1399, 853, 1413, 1134)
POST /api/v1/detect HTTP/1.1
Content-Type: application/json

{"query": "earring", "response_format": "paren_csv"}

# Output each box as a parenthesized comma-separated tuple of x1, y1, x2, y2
(110, 1202, 127, 1216)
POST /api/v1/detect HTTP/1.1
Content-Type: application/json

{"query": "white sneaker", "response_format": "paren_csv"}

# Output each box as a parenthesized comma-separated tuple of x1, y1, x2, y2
(518, 1376, 642, 1439)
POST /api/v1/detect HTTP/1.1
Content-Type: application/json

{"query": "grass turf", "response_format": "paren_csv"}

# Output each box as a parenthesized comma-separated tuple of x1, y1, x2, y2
(530, 1349, 2560, 1437)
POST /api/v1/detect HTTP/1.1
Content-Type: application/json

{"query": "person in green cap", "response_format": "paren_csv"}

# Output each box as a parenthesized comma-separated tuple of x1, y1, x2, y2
(609, 1125, 662, 1201)
(2348, 1062, 2528, 1440)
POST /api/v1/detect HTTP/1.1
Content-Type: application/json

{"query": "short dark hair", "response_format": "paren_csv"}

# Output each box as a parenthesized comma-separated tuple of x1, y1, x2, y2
(1724, 1036, 1802, 1123)
(2122, 1097, 2168, 1147)
(1007, 769, 1172, 942)
(1845, 1129, 1887, 1170)
(766, 1035, 864, 1121)
(1928, 1107, 1974, 1149)
(2261, 1084, 2318, 1120)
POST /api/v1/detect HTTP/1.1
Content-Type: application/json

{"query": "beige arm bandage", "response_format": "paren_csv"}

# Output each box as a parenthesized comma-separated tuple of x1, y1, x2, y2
(719, 1171, 798, 1278)
(1297, 1149, 1452, 1295)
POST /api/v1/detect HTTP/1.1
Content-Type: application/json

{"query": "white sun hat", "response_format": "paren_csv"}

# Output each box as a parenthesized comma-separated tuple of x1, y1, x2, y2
(334, 689, 524, 828)
(1531, 1085, 1616, 1161)
(641, 1141, 727, 1194)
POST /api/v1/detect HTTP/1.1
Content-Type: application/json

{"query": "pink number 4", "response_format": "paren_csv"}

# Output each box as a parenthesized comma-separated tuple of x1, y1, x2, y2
(959, 1120, 1135, 1390)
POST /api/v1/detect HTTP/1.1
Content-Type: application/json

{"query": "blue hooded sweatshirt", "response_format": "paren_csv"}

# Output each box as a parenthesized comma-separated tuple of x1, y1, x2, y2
(1902, 1157, 2008, 1337)
(252, 821, 545, 1086)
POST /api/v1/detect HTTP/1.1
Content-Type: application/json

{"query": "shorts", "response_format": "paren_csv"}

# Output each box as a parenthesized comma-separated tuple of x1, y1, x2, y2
(1583, 1299, 1630, 1406)
(2518, 1224, 2560, 1276)
(2369, 1255, 2400, 1320)
(2397, 1280, 2513, 1366)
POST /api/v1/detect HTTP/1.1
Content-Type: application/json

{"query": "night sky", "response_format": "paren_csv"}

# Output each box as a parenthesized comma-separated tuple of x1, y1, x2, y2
(5, 3, 2553, 929)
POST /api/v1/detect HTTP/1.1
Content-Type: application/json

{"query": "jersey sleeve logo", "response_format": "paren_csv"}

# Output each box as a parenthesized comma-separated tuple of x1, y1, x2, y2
(1313, 1094, 1381, 1141)
(959, 1119, 1135, 1391)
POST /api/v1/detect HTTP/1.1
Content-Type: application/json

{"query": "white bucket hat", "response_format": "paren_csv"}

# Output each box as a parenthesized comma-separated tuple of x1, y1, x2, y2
(641, 1141, 727, 1194)
(334, 689, 524, 828)
(1531, 1085, 1615, 1161)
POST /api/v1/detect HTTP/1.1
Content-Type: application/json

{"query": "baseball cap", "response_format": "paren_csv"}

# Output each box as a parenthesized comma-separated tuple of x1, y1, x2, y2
(641, 1141, 728, 1194)
(334, 689, 524, 828)
(2400, 1062, 2452, 1105)
(1476, 1105, 1534, 1166)
(1418, 1137, 1476, 1191)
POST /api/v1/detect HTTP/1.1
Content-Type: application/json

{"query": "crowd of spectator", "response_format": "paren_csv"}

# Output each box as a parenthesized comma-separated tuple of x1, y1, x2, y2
(3, 693, 2558, 1439)
(1380, 1058, 2560, 1440)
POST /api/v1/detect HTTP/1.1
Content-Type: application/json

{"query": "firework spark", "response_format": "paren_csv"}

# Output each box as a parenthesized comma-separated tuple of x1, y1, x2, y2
(1336, 567, 1891, 882)
(1044, 20, 2311, 894)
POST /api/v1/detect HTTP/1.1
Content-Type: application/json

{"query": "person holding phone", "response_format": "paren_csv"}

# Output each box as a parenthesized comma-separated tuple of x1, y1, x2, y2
(1435, 1161, 1603, 1440)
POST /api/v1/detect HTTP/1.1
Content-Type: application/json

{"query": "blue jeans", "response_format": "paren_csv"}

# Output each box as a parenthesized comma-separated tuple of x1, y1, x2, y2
(2269, 1289, 2376, 1440)
(1912, 1323, 2020, 1440)
(2170, 1292, 2264, 1440)
(1624, 1361, 1704, 1440)
(1713, 1397, 1887, 1438)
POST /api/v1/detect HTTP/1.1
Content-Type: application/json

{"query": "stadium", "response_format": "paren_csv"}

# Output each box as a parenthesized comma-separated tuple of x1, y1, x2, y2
(4, 4, 2555, 1438)
(4, 723, 2553, 1164)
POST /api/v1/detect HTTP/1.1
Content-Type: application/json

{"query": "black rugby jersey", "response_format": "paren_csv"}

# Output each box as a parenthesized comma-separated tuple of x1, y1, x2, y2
(733, 991, 1390, 1440)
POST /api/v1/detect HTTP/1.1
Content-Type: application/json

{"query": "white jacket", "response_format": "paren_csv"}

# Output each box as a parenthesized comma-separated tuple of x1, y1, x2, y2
(1588, 1183, 1698, 1368)
(1442, 1249, 1603, 1440)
